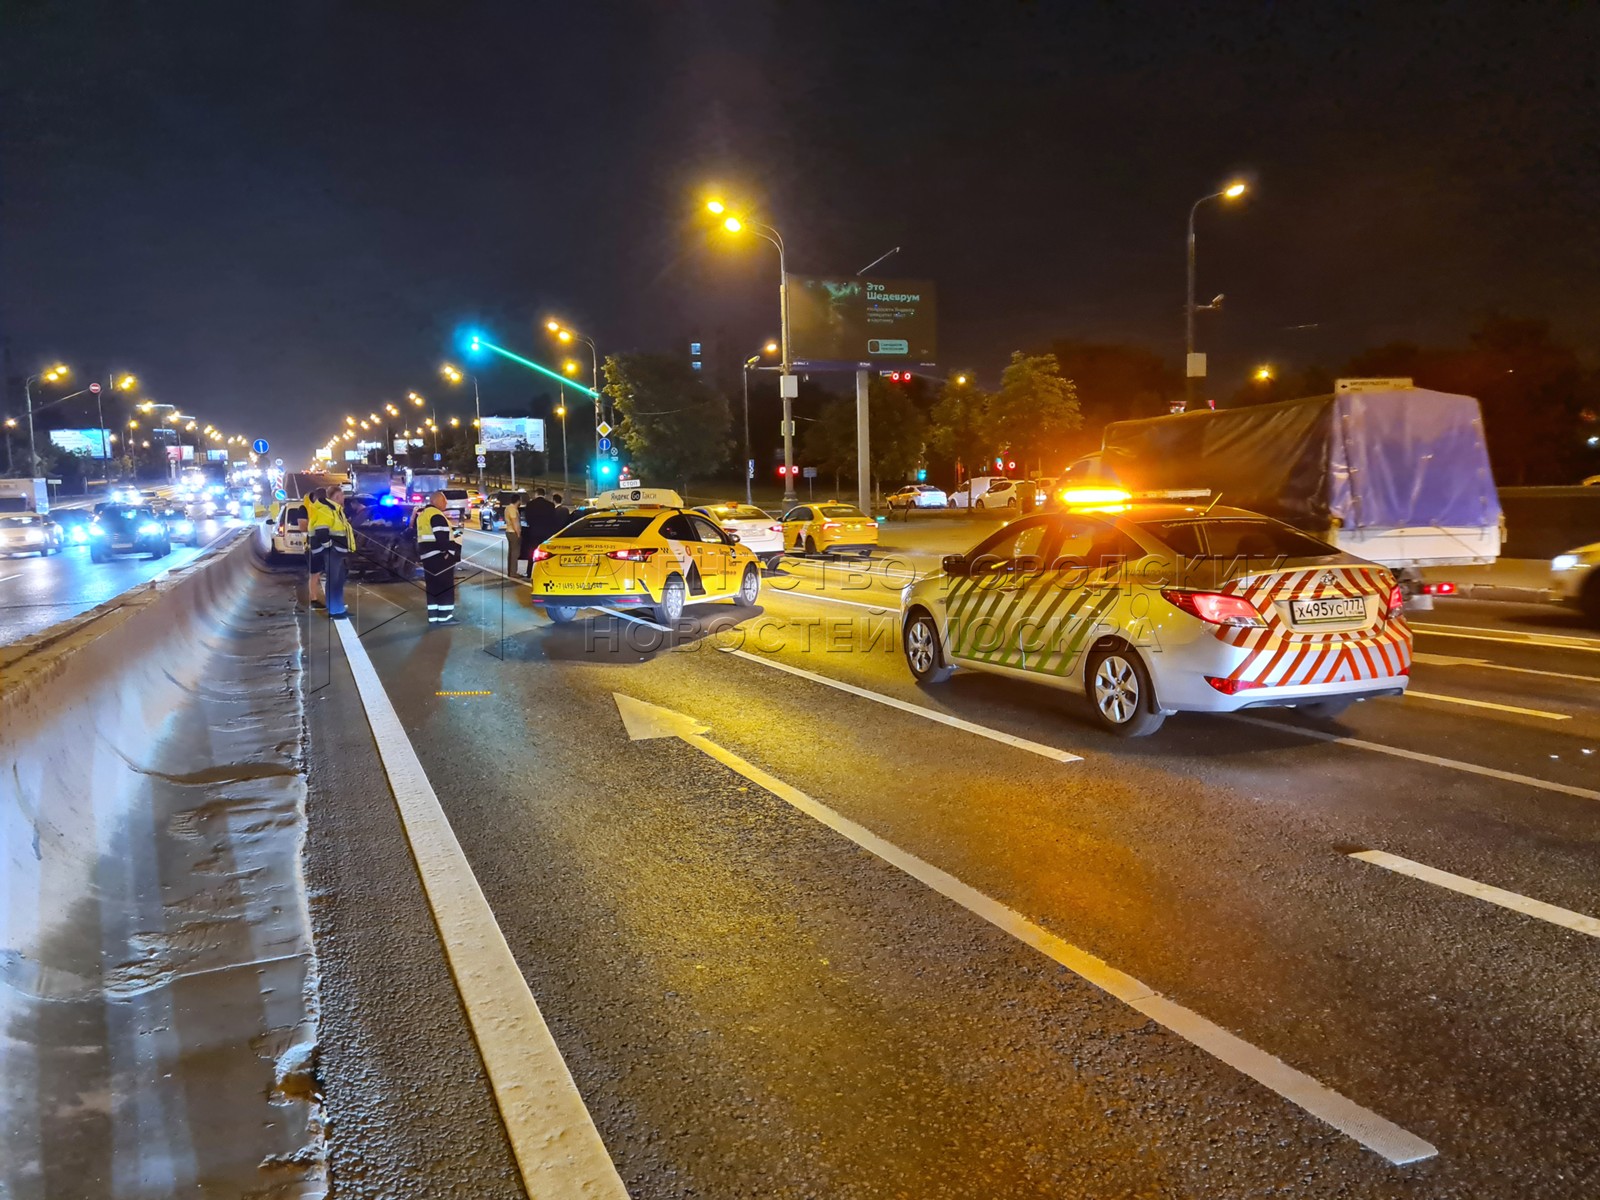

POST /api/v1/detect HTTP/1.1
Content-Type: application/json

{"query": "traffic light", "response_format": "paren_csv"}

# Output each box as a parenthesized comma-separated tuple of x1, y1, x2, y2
(915, 468, 927, 482)
(597, 460, 615, 481)
(776, 464, 799, 478)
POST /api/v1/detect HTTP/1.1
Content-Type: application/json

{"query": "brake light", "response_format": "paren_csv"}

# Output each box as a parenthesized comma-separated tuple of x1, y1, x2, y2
(768, 524, 782, 533)
(1161, 589, 1266, 628)
(530, 546, 553, 562)
(1205, 676, 1266, 695)
(606, 547, 658, 562)
(1421, 581, 1455, 596)
(721, 525, 737, 534)
(822, 522, 841, 532)
(1386, 583, 1404, 618)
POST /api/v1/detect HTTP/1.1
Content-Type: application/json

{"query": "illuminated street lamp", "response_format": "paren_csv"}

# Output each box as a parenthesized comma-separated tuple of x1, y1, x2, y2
(741, 339, 781, 504)
(22, 363, 73, 475)
(441, 362, 484, 490)
(1185, 179, 1249, 412)
(544, 318, 603, 442)
(1253, 364, 1274, 382)
(707, 197, 800, 501)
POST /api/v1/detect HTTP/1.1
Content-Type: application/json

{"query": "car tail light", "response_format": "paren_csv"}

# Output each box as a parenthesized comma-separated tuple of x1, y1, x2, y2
(721, 525, 737, 534)
(1421, 581, 1455, 596)
(1386, 583, 1404, 618)
(769, 524, 782, 533)
(1205, 676, 1266, 695)
(606, 547, 658, 562)
(822, 521, 841, 532)
(1161, 589, 1265, 628)
(529, 546, 554, 562)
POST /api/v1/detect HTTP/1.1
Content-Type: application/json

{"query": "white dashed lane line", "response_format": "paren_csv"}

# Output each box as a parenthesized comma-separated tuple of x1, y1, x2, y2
(1349, 850, 1600, 939)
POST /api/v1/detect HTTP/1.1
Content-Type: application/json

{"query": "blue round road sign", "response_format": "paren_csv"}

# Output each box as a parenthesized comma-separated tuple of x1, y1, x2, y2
(598, 436, 612, 452)
(252, 438, 270, 454)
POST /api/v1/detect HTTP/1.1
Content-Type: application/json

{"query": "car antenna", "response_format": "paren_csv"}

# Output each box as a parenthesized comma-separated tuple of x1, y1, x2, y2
(1202, 491, 1224, 516)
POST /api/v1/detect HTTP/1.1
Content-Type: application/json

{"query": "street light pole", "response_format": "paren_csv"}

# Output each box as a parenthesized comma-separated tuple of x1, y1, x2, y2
(556, 391, 570, 495)
(1184, 181, 1247, 413)
(742, 356, 758, 505)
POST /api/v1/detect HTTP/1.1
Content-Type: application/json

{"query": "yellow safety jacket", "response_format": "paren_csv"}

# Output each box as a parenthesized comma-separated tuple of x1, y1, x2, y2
(307, 498, 355, 552)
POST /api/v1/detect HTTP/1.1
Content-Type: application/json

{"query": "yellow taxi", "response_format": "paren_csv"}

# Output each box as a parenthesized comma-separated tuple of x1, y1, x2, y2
(529, 507, 763, 624)
(780, 501, 880, 558)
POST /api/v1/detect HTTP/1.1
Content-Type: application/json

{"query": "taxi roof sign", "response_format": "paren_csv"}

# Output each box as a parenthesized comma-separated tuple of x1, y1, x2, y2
(593, 486, 684, 509)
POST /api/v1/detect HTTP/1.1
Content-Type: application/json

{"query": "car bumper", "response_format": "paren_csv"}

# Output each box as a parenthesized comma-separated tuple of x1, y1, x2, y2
(1146, 629, 1410, 712)
(819, 541, 877, 555)
(530, 592, 654, 607)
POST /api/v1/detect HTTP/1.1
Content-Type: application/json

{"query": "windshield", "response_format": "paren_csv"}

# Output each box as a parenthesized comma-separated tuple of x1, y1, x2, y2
(1137, 517, 1340, 560)
(553, 514, 655, 539)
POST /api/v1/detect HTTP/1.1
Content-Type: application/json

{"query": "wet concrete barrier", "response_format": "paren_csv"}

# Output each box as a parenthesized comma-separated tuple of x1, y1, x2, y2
(1, 532, 324, 1198)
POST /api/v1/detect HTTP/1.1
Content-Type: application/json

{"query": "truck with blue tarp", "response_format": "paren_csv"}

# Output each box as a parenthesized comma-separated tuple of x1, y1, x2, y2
(1065, 379, 1502, 596)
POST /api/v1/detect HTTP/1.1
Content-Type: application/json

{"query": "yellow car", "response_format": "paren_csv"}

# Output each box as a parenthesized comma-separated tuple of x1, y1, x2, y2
(529, 507, 763, 624)
(781, 502, 880, 558)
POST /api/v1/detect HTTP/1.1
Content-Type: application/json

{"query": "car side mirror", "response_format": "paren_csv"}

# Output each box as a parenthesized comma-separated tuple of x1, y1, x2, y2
(727, 533, 740, 544)
(942, 554, 969, 576)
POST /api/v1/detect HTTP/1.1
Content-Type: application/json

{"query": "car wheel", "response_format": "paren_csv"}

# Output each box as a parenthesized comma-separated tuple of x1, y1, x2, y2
(903, 610, 953, 683)
(655, 575, 686, 625)
(1085, 645, 1165, 737)
(737, 563, 760, 605)
(1299, 697, 1355, 720)
(975, 499, 986, 509)
(804, 535, 818, 556)
(1006, 497, 1017, 508)
(91, 548, 109, 563)
(546, 605, 578, 624)
(762, 553, 783, 573)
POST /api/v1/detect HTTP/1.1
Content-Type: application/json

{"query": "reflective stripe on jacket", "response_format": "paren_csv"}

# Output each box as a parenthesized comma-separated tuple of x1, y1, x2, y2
(415, 505, 453, 558)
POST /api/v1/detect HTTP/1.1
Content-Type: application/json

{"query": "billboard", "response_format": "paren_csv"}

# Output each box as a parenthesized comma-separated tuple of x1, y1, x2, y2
(787, 276, 937, 369)
(479, 417, 546, 452)
(206, 449, 229, 462)
(48, 428, 111, 459)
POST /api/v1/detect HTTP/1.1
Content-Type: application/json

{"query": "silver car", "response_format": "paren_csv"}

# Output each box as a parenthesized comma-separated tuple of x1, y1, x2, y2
(900, 503, 1413, 736)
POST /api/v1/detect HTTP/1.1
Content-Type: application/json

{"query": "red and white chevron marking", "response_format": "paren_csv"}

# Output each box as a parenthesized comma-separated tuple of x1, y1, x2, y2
(1214, 565, 1411, 687)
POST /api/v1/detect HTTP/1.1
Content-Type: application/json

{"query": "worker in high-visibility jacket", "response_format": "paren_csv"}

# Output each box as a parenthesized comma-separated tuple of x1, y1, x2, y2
(415, 491, 458, 625)
(306, 482, 356, 619)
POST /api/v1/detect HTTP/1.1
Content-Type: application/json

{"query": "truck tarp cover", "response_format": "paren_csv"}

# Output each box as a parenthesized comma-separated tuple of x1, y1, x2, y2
(1100, 388, 1500, 531)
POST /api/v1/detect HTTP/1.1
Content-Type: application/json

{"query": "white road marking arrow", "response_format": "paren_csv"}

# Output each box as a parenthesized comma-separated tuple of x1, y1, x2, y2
(611, 692, 1436, 1165)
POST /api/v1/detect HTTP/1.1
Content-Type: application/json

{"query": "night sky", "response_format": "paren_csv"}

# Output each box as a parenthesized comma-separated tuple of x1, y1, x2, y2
(5, 0, 1598, 466)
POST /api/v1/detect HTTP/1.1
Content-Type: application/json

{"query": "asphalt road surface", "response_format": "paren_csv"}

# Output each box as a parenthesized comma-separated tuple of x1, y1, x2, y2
(0, 514, 243, 645)
(296, 526, 1600, 1198)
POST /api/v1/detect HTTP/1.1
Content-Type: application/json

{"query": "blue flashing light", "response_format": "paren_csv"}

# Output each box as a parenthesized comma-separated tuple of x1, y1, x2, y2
(379, 494, 399, 506)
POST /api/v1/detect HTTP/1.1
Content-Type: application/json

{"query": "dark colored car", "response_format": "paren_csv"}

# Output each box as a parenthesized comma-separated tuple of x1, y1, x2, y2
(50, 509, 96, 547)
(89, 506, 173, 561)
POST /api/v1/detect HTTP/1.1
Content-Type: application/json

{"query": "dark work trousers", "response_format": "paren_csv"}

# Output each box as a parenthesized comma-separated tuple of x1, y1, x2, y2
(421, 543, 457, 623)
(325, 547, 350, 616)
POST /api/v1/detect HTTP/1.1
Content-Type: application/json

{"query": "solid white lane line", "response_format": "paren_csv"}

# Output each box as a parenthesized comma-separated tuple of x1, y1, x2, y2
(1231, 714, 1600, 803)
(666, 713, 1432, 1164)
(1404, 690, 1571, 721)
(333, 621, 628, 1198)
(1412, 651, 1598, 685)
(1412, 623, 1600, 654)
(1349, 850, 1600, 939)
(720, 646, 1082, 763)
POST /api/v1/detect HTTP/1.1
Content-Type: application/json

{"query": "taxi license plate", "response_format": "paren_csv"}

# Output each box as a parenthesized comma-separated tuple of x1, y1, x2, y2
(1291, 596, 1364, 623)
(561, 553, 600, 565)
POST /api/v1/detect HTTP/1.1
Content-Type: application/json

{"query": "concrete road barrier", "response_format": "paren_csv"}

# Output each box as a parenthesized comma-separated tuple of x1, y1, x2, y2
(1, 532, 324, 1197)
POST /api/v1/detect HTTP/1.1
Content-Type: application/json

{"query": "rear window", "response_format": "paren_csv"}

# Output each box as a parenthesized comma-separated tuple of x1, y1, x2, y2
(703, 505, 769, 521)
(818, 505, 865, 519)
(441, 489, 469, 501)
(553, 514, 655, 539)
(1138, 518, 1338, 560)
(0, 515, 42, 527)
